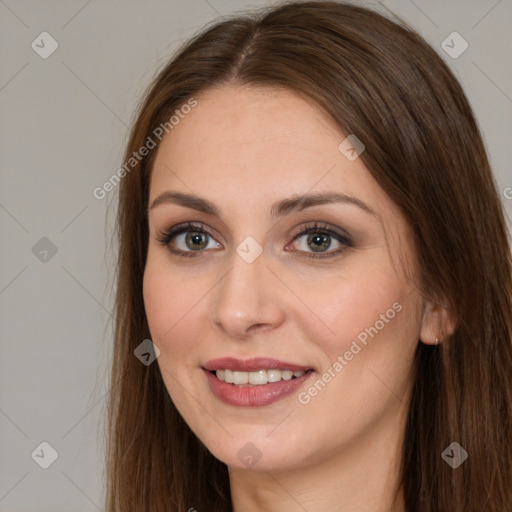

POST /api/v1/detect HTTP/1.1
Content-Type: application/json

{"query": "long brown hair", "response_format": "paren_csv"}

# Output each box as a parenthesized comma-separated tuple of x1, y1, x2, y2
(105, 2, 512, 510)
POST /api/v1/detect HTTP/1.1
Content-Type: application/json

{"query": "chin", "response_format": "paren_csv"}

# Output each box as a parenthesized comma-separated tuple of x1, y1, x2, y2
(200, 429, 317, 472)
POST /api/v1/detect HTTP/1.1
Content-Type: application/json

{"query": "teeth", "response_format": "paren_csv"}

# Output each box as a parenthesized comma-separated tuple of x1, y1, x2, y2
(249, 370, 267, 385)
(215, 369, 307, 385)
(233, 371, 249, 385)
(267, 369, 282, 383)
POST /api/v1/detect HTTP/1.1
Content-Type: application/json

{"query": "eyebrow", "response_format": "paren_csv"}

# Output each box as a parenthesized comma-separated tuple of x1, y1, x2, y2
(148, 191, 378, 218)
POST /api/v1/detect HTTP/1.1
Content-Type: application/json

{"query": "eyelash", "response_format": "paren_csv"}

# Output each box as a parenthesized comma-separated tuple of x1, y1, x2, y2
(155, 221, 353, 260)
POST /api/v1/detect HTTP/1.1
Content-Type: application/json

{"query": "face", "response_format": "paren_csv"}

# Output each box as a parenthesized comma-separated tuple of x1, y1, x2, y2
(143, 84, 425, 472)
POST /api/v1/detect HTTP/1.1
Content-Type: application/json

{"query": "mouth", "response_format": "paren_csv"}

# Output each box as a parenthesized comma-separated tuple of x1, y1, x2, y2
(202, 357, 315, 407)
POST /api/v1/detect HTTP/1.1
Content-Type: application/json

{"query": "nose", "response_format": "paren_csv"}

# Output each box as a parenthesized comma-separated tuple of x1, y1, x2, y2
(210, 250, 286, 339)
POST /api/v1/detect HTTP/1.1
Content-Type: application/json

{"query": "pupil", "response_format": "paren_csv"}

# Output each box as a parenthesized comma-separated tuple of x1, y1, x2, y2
(186, 231, 208, 250)
(308, 233, 330, 252)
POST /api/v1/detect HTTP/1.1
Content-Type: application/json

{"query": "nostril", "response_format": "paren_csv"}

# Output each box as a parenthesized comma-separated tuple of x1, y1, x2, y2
(247, 323, 269, 334)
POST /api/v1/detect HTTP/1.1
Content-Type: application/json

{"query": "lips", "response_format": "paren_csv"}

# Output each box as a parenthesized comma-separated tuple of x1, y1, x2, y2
(202, 357, 315, 407)
(202, 357, 312, 373)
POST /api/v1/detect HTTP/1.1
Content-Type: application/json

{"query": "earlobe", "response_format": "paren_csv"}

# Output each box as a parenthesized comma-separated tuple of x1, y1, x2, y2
(419, 299, 457, 346)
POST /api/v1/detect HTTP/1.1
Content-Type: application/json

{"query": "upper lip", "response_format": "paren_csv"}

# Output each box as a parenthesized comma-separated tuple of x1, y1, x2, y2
(202, 357, 313, 372)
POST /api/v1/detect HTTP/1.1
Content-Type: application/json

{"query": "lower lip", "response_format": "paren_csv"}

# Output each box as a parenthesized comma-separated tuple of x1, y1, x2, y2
(203, 369, 314, 407)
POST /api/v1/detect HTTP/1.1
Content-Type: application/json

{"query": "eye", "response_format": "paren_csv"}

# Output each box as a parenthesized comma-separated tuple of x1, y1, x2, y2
(155, 222, 221, 258)
(288, 222, 353, 259)
(155, 221, 353, 259)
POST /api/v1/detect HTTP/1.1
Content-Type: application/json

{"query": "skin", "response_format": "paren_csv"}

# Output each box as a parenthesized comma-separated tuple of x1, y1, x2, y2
(143, 84, 455, 512)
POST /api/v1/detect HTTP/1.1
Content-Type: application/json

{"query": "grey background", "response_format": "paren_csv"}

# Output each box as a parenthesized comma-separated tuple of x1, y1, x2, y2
(1, 0, 510, 510)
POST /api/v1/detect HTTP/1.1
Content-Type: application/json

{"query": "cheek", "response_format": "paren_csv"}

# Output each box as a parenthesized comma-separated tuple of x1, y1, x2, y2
(143, 264, 172, 339)
(142, 260, 204, 406)
(142, 256, 202, 353)
(292, 262, 411, 361)
(295, 286, 420, 452)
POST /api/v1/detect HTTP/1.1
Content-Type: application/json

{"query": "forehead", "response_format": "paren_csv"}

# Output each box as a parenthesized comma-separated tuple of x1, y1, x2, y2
(150, 85, 389, 216)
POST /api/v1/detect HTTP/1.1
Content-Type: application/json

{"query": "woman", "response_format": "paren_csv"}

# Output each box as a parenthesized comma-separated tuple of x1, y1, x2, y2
(105, 2, 512, 511)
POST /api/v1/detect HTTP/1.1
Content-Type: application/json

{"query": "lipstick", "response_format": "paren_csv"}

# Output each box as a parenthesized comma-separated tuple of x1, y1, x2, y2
(202, 357, 314, 407)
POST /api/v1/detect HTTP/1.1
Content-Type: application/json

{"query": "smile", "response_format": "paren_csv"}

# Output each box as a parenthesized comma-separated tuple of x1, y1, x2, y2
(202, 357, 315, 407)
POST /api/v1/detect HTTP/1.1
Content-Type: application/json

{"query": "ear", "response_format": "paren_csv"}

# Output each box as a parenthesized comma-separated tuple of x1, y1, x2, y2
(419, 298, 457, 345)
